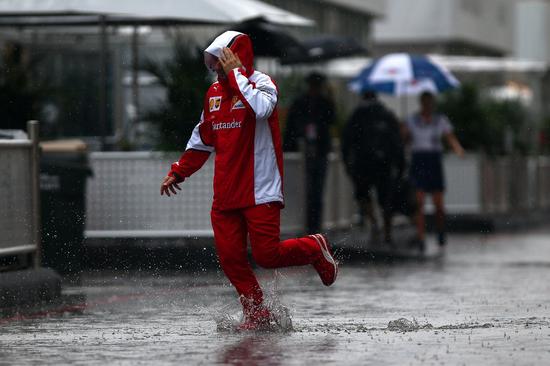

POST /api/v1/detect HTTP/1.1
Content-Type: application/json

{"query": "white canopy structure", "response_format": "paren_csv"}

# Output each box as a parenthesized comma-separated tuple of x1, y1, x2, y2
(0, 0, 313, 26)
(0, 0, 313, 148)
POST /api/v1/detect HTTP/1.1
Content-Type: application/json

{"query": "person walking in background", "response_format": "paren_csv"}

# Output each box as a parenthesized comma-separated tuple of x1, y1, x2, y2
(341, 91, 404, 244)
(159, 31, 337, 330)
(283, 72, 336, 233)
(403, 91, 464, 251)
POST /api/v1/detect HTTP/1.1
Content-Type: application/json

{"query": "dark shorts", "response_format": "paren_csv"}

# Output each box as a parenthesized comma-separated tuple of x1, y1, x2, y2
(352, 167, 392, 212)
(410, 152, 445, 192)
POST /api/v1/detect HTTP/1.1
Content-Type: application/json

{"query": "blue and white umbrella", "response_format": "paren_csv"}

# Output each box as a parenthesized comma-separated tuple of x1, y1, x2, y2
(349, 53, 460, 95)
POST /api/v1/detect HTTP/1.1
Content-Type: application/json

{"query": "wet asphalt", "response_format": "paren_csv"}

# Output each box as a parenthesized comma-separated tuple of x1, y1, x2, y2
(1, 229, 550, 365)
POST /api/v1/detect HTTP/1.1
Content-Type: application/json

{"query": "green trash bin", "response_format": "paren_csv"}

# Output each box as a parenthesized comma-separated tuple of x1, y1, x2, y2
(40, 140, 92, 274)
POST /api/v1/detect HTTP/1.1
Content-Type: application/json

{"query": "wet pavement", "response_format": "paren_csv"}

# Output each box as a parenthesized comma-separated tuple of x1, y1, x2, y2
(1, 229, 550, 365)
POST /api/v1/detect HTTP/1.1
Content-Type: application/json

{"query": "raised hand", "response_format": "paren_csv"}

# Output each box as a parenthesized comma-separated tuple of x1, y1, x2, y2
(219, 47, 243, 76)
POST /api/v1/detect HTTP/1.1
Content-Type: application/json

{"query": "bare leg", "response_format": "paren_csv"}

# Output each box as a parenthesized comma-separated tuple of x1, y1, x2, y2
(415, 190, 426, 241)
(432, 191, 446, 245)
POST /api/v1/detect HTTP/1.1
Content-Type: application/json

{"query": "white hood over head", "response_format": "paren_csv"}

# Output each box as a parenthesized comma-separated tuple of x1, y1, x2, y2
(204, 31, 244, 58)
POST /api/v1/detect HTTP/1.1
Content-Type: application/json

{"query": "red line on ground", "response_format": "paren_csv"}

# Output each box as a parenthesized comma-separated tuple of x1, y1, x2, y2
(0, 283, 213, 326)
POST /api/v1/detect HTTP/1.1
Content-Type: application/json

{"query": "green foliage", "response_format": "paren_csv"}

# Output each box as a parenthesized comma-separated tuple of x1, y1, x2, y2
(439, 83, 530, 155)
(46, 51, 105, 138)
(276, 72, 344, 137)
(276, 72, 305, 109)
(0, 43, 47, 131)
(438, 84, 486, 151)
(144, 39, 211, 151)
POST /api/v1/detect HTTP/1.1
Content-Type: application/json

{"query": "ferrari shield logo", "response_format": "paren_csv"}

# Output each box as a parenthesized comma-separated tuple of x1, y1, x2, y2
(209, 96, 221, 112)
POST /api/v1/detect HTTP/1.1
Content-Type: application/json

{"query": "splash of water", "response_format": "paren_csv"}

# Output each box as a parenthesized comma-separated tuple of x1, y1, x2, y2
(263, 269, 293, 331)
(387, 318, 433, 332)
(214, 311, 239, 332)
(213, 270, 293, 332)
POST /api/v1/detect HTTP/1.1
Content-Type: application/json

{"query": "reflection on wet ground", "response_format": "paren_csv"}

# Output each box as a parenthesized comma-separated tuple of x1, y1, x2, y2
(1, 229, 550, 365)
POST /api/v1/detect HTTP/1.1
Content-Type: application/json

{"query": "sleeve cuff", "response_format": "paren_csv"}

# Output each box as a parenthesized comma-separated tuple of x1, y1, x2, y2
(228, 67, 246, 85)
(168, 170, 184, 183)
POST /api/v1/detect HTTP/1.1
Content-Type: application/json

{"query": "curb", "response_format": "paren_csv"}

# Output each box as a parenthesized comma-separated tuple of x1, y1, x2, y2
(0, 268, 62, 309)
(82, 211, 550, 270)
(428, 210, 550, 233)
(83, 225, 422, 270)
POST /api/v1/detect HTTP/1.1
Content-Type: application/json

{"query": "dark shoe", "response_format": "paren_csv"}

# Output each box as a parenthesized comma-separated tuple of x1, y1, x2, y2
(310, 234, 338, 286)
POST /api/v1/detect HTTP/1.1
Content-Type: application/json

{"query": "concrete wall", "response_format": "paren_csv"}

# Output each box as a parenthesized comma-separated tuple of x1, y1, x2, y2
(325, 0, 386, 16)
(515, 0, 550, 62)
(374, 0, 515, 56)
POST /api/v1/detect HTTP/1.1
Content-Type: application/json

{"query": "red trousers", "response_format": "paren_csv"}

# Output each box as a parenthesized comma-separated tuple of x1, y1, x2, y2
(211, 202, 320, 311)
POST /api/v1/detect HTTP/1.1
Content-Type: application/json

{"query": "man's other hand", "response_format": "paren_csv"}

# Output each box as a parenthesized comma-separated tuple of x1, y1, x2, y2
(160, 175, 182, 197)
(219, 47, 243, 76)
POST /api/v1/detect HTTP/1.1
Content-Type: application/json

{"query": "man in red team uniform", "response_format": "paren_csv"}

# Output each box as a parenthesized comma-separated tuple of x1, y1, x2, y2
(160, 31, 338, 329)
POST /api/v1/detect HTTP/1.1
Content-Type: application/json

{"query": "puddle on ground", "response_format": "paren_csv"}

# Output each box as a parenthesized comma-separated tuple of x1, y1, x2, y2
(292, 318, 502, 334)
(212, 270, 293, 333)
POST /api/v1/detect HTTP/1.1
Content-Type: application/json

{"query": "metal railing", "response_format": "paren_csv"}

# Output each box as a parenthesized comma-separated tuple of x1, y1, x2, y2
(480, 155, 550, 214)
(0, 121, 41, 267)
(85, 151, 307, 238)
(84, 151, 550, 238)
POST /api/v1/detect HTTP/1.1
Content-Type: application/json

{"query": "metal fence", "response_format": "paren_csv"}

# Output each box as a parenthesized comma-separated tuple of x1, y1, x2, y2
(480, 155, 550, 214)
(85, 151, 308, 238)
(85, 152, 550, 238)
(538, 157, 550, 209)
(0, 121, 41, 266)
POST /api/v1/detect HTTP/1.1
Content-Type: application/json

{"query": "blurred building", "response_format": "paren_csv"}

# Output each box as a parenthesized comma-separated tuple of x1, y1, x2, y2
(364, 0, 550, 152)
(514, 0, 550, 119)
(373, 0, 516, 57)
(2, 0, 549, 150)
(262, 0, 385, 47)
(515, 0, 550, 63)
(0, 28, 119, 144)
